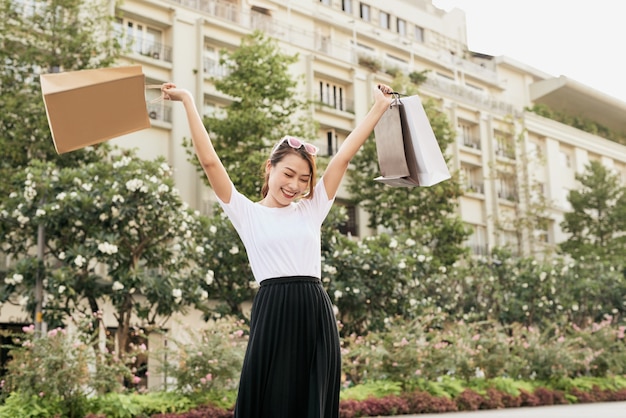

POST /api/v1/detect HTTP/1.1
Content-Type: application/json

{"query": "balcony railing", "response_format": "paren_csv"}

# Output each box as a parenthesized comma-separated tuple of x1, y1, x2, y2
(120, 36, 173, 63)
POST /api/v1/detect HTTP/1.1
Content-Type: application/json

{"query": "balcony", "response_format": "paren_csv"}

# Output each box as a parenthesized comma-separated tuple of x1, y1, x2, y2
(120, 36, 173, 63)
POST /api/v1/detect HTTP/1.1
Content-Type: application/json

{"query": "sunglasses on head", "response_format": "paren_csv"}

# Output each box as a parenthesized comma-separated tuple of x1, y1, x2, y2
(272, 136, 319, 156)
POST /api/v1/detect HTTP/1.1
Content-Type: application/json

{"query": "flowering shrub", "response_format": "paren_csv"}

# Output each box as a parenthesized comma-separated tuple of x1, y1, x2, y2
(0, 323, 133, 418)
(155, 318, 247, 394)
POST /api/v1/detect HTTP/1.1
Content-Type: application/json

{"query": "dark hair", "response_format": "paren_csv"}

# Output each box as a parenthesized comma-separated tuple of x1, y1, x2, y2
(261, 141, 317, 200)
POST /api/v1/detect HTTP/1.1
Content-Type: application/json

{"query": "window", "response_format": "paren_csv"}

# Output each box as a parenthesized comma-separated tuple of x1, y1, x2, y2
(467, 225, 488, 256)
(326, 130, 337, 156)
(535, 218, 551, 244)
(494, 131, 515, 159)
(414, 25, 424, 42)
(318, 80, 345, 112)
(359, 3, 370, 21)
(500, 230, 519, 255)
(559, 151, 572, 168)
(496, 174, 517, 202)
(203, 43, 229, 78)
(115, 17, 164, 60)
(379, 11, 390, 29)
(342, 0, 352, 13)
(461, 164, 484, 194)
(458, 121, 480, 149)
(397, 18, 406, 36)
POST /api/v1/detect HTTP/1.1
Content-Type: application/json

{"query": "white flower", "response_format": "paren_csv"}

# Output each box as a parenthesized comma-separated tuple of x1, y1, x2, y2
(398, 261, 406, 269)
(389, 239, 398, 249)
(12, 274, 23, 284)
(229, 246, 239, 255)
(417, 254, 426, 262)
(200, 290, 209, 300)
(58, 285, 66, 294)
(195, 246, 205, 254)
(322, 265, 337, 275)
(17, 214, 29, 225)
(112, 281, 124, 291)
(157, 184, 169, 194)
(111, 207, 120, 218)
(81, 183, 92, 192)
(209, 225, 217, 234)
(409, 298, 417, 307)
(353, 288, 360, 294)
(172, 288, 182, 302)
(159, 162, 171, 174)
(405, 238, 416, 246)
(98, 242, 118, 255)
(125, 179, 145, 192)
(539, 271, 547, 281)
(572, 304, 579, 311)
(439, 266, 447, 273)
(112, 194, 124, 203)
(112, 156, 132, 168)
(19, 295, 29, 306)
(9, 192, 17, 198)
(205, 270, 215, 285)
(334, 290, 343, 299)
(35, 209, 46, 217)
(74, 255, 86, 267)
(99, 213, 108, 221)
(58, 251, 66, 260)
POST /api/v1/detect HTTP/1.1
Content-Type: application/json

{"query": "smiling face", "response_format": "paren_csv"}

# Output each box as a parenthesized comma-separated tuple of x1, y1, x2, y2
(261, 153, 313, 208)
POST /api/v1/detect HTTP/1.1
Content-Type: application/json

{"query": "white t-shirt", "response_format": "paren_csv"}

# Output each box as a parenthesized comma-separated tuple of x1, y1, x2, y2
(217, 179, 335, 283)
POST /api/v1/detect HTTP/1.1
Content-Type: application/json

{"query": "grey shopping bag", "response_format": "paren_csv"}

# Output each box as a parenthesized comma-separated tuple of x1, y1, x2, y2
(373, 95, 451, 187)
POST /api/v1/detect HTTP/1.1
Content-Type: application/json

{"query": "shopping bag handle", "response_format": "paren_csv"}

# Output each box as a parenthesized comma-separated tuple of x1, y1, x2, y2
(145, 84, 165, 103)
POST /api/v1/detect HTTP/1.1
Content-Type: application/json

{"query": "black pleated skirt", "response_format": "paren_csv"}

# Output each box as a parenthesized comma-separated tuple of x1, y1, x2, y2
(234, 276, 341, 418)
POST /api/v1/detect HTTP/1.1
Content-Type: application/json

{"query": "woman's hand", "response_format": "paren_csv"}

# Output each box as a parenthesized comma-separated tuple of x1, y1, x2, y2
(161, 82, 192, 102)
(375, 83, 394, 107)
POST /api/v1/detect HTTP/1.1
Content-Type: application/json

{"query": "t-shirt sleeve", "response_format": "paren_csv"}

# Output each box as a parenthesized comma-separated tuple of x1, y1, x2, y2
(215, 182, 249, 233)
(309, 177, 335, 225)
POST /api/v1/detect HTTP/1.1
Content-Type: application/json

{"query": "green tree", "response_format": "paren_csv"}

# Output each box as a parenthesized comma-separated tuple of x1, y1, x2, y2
(560, 160, 626, 265)
(346, 77, 468, 267)
(191, 30, 316, 199)
(0, 150, 208, 356)
(0, 0, 120, 186)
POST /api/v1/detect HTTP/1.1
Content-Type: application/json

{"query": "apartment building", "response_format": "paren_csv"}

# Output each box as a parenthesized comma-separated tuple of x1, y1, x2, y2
(2, 0, 626, 388)
(109, 0, 626, 256)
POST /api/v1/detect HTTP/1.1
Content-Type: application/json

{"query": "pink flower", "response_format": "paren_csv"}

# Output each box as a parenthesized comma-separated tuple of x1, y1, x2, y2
(22, 324, 35, 333)
(618, 326, 625, 340)
(200, 378, 206, 384)
(415, 369, 422, 376)
(132, 376, 141, 384)
(205, 373, 213, 381)
(472, 334, 481, 341)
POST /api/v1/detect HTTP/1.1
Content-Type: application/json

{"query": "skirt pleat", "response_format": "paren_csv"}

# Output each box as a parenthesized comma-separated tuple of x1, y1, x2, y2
(234, 276, 341, 418)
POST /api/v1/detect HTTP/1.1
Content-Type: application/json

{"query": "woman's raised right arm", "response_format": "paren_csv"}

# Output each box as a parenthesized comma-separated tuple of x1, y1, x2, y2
(162, 83, 232, 203)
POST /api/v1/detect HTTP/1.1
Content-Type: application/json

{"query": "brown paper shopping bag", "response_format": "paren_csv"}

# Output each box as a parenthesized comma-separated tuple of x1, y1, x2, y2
(373, 95, 451, 187)
(41, 65, 151, 154)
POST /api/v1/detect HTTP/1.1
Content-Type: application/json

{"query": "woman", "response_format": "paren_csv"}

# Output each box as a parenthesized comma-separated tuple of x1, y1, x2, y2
(162, 82, 393, 418)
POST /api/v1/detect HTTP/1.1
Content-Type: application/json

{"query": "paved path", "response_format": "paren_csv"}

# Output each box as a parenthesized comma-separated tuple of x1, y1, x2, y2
(379, 401, 626, 418)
